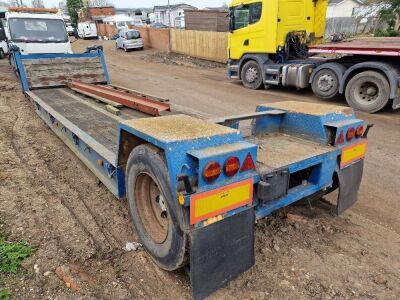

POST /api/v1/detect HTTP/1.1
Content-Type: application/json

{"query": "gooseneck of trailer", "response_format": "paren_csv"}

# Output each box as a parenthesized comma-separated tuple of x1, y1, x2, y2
(13, 46, 369, 299)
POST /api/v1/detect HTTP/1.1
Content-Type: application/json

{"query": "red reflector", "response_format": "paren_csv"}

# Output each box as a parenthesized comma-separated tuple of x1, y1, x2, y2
(203, 161, 221, 182)
(346, 127, 355, 142)
(355, 125, 364, 138)
(336, 130, 344, 145)
(224, 156, 240, 177)
(240, 153, 255, 172)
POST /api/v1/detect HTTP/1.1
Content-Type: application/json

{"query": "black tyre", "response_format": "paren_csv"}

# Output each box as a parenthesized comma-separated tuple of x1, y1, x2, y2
(126, 144, 187, 271)
(241, 60, 263, 89)
(311, 68, 340, 100)
(345, 71, 390, 113)
(0, 49, 4, 59)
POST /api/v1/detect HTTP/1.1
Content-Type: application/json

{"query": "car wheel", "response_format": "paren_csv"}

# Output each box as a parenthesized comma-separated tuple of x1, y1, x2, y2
(241, 60, 263, 89)
(345, 71, 390, 113)
(0, 49, 4, 59)
(312, 68, 340, 100)
(126, 144, 188, 271)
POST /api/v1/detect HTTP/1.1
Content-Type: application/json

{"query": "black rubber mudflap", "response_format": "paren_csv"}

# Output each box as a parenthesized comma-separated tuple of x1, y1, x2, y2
(337, 159, 364, 214)
(190, 208, 255, 300)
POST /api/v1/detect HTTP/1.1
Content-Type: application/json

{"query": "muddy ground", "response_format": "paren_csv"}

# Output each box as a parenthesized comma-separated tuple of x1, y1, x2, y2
(0, 40, 399, 299)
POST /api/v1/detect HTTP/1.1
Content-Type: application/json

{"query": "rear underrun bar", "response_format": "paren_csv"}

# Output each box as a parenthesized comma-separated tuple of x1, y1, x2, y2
(66, 80, 171, 116)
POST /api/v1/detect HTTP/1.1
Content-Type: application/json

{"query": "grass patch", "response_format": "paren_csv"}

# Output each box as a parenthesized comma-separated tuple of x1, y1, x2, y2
(0, 233, 32, 273)
(0, 288, 11, 300)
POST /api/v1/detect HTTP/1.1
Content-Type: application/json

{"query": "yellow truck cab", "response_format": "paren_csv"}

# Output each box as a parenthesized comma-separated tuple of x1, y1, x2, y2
(228, 0, 327, 61)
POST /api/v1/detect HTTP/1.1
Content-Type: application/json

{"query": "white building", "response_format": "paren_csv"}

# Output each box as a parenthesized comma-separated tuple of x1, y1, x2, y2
(153, 3, 197, 28)
(327, 0, 364, 18)
(103, 14, 137, 29)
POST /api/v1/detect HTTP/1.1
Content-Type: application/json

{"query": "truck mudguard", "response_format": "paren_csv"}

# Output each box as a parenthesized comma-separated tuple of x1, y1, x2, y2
(309, 62, 346, 85)
(339, 61, 399, 100)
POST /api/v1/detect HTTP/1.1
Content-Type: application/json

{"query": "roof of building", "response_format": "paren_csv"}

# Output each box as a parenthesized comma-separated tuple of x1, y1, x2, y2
(204, 7, 229, 11)
(103, 14, 134, 23)
(329, 0, 364, 5)
(153, 4, 197, 11)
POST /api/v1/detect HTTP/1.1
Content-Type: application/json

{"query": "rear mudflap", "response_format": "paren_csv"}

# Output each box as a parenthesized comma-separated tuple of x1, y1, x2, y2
(337, 159, 364, 214)
(189, 208, 255, 300)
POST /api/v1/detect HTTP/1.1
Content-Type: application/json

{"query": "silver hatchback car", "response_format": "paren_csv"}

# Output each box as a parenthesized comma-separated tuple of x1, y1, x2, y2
(116, 29, 144, 52)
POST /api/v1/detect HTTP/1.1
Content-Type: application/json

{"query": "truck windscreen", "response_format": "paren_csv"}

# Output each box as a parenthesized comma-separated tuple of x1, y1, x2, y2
(8, 18, 68, 43)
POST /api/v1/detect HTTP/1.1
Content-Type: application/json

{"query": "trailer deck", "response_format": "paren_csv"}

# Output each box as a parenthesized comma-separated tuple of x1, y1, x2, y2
(309, 37, 400, 56)
(29, 87, 332, 173)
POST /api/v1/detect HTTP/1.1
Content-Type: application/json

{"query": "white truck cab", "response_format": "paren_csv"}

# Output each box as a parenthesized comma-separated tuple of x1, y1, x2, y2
(5, 7, 72, 55)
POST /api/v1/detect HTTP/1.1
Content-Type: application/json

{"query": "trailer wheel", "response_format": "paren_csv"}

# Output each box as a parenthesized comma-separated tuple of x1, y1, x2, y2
(311, 68, 340, 100)
(126, 144, 187, 271)
(241, 60, 263, 89)
(345, 71, 390, 113)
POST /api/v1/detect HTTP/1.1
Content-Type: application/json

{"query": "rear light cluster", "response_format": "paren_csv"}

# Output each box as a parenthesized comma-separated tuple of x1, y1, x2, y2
(336, 125, 364, 145)
(203, 153, 255, 183)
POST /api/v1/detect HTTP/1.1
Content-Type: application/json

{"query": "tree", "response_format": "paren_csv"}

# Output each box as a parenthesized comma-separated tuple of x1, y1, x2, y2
(66, 0, 83, 25)
(380, 0, 400, 30)
(32, 0, 45, 8)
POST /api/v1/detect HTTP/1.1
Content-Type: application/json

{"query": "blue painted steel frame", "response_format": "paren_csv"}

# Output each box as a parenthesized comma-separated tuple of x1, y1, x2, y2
(16, 49, 366, 230)
(14, 48, 109, 92)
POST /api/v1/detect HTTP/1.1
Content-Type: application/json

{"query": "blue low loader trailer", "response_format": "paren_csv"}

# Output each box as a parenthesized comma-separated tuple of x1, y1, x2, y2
(13, 46, 370, 299)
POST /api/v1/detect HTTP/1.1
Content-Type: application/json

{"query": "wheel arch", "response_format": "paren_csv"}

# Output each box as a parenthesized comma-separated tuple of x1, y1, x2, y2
(117, 129, 159, 169)
(237, 54, 270, 80)
(309, 62, 347, 85)
(339, 62, 399, 100)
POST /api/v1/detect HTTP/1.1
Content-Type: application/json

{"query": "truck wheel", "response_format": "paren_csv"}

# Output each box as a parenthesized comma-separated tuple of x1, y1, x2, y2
(241, 60, 263, 89)
(345, 71, 390, 113)
(126, 144, 187, 271)
(311, 68, 340, 100)
(0, 49, 4, 59)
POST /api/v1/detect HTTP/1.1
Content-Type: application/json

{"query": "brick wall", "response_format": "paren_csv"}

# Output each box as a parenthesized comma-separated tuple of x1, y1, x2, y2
(89, 6, 116, 18)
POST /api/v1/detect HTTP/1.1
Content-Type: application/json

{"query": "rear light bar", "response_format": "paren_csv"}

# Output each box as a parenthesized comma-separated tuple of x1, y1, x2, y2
(203, 161, 221, 182)
(346, 127, 355, 142)
(224, 156, 240, 177)
(240, 153, 255, 172)
(336, 130, 345, 145)
(355, 125, 364, 138)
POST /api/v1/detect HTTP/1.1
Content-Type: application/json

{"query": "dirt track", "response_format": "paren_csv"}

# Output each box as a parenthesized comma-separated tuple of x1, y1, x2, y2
(0, 40, 399, 299)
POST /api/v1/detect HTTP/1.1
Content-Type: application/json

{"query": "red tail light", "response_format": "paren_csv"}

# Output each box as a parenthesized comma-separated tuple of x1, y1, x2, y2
(203, 161, 221, 182)
(336, 130, 344, 145)
(346, 127, 355, 142)
(240, 153, 255, 172)
(224, 156, 240, 177)
(355, 125, 364, 138)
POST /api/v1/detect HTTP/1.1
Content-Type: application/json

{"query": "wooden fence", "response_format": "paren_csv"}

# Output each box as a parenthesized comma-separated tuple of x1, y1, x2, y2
(170, 29, 228, 63)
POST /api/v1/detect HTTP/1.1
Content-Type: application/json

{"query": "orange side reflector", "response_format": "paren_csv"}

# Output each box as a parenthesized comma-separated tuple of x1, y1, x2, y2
(340, 140, 367, 168)
(190, 178, 253, 225)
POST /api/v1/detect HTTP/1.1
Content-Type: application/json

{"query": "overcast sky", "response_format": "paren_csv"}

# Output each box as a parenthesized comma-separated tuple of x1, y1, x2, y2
(38, 0, 227, 9)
